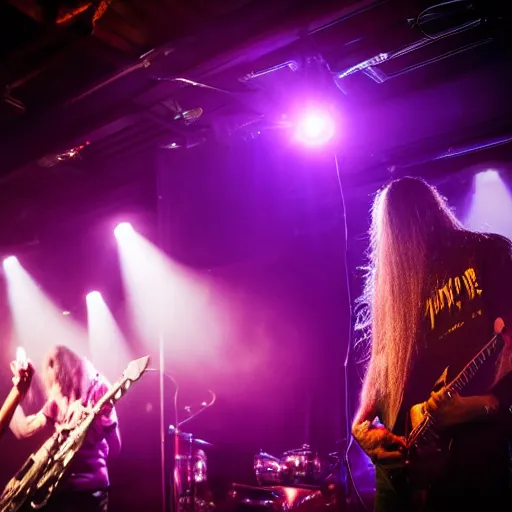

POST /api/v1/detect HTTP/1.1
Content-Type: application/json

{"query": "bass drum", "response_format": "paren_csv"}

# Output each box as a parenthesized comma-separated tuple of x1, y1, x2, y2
(254, 451, 282, 486)
(281, 445, 322, 486)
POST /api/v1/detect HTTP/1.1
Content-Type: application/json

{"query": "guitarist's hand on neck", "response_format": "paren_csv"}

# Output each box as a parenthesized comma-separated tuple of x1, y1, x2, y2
(423, 387, 499, 429)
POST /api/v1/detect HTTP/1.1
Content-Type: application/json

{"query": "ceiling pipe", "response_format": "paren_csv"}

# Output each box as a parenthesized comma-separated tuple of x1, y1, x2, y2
(66, 0, 382, 104)
(334, 18, 483, 83)
(351, 131, 512, 188)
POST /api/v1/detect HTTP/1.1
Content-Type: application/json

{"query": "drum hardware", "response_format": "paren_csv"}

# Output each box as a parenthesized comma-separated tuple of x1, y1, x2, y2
(228, 483, 328, 512)
(326, 453, 341, 474)
(169, 391, 216, 512)
(228, 483, 281, 510)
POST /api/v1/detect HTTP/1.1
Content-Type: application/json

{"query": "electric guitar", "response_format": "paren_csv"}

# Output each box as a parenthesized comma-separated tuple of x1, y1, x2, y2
(0, 355, 150, 512)
(401, 318, 506, 506)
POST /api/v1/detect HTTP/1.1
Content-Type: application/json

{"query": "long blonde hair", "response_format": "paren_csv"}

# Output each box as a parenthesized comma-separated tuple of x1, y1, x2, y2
(356, 177, 463, 429)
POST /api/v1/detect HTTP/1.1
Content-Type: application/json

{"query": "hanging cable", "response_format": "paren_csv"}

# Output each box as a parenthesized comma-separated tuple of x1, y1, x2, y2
(333, 154, 369, 511)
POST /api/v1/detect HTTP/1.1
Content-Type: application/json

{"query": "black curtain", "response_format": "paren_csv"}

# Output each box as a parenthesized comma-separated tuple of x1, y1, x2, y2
(155, 135, 349, 491)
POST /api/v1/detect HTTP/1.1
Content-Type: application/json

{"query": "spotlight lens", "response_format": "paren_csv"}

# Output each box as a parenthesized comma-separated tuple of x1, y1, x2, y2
(477, 169, 500, 183)
(86, 291, 102, 302)
(295, 109, 336, 146)
(303, 115, 327, 137)
(114, 222, 134, 240)
(2, 255, 19, 271)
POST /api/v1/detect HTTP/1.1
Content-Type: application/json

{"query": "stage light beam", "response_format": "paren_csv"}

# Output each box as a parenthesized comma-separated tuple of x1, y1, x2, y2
(86, 289, 131, 381)
(3, 259, 88, 366)
(464, 169, 512, 240)
(114, 226, 222, 366)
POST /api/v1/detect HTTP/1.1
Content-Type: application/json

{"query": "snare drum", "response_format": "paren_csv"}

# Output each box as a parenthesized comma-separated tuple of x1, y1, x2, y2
(281, 445, 322, 485)
(254, 451, 282, 485)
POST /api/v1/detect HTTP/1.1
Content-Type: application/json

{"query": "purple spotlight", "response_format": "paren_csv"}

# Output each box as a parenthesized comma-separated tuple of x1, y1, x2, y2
(114, 222, 134, 240)
(86, 291, 102, 303)
(2, 255, 19, 271)
(295, 108, 336, 146)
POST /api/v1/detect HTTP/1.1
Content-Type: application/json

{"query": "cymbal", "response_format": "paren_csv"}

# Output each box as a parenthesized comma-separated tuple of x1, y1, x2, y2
(168, 425, 213, 446)
(193, 437, 213, 447)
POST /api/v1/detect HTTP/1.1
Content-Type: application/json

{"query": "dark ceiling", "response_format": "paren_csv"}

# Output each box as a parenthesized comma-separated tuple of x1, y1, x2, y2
(0, 0, 511, 251)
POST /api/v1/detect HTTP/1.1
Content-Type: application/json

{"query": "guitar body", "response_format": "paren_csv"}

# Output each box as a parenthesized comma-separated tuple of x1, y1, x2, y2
(29, 408, 103, 509)
(0, 436, 59, 512)
(398, 319, 506, 510)
(400, 366, 452, 509)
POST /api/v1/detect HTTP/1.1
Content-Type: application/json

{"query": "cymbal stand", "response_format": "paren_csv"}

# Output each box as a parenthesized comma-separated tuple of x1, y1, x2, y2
(170, 391, 216, 512)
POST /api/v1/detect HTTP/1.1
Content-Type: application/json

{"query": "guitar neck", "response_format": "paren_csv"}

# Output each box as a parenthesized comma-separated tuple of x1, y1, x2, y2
(92, 376, 132, 414)
(448, 333, 503, 394)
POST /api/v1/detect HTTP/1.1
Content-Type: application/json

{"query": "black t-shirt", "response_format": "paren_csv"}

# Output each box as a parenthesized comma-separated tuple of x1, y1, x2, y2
(393, 231, 512, 492)
(395, 231, 512, 429)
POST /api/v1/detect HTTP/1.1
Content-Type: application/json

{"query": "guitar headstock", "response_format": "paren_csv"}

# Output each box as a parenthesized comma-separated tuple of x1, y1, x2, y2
(122, 355, 150, 382)
(494, 317, 505, 336)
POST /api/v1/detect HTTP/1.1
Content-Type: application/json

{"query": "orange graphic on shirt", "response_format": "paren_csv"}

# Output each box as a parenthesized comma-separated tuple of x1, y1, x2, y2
(424, 267, 482, 331)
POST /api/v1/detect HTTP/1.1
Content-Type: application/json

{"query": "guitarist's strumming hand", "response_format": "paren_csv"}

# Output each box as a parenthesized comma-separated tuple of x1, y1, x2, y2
(422, 387, 499, 429)
(352, 419, 408, 468)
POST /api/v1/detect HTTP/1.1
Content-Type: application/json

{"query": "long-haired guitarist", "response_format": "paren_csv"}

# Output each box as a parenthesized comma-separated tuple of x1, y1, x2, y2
(9, 345, 121, 511)
(351, 177, 512, 511)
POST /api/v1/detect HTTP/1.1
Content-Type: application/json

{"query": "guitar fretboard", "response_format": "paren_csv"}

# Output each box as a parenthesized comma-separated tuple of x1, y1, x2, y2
(449, 334, 503, 394)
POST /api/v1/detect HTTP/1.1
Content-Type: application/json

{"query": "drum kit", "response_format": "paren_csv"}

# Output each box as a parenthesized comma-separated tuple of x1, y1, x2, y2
(243, 446, 345, 512)
(254, 444, 324, 487)
(170, 431, 338, 512)
(167, 391, 344, 512)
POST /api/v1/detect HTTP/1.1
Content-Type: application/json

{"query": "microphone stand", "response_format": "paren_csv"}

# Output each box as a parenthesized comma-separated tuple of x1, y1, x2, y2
(145, 369, 180, 512)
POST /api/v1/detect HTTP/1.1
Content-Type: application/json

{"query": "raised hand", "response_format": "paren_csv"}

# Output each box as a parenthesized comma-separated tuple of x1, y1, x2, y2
(10, 361, 35, 396)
